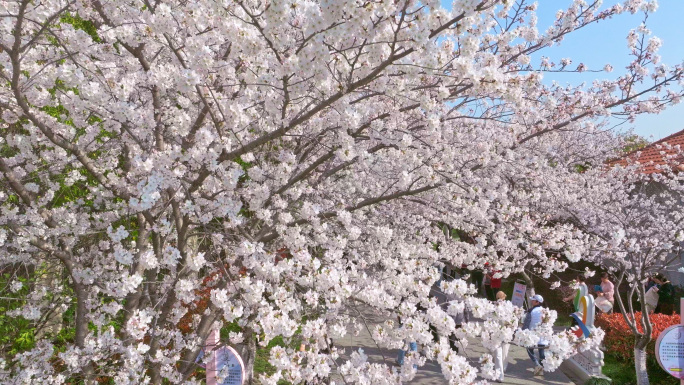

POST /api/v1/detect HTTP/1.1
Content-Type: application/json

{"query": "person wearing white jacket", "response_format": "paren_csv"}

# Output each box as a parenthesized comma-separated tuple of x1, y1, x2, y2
(490, 291, 511, 383)
(522, 294, 548, 376)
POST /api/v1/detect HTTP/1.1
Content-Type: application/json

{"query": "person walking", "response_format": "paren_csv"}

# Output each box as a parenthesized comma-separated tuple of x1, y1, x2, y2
(445, 277, 466, 354)
(522, 294, 548, 376)
(485, 268, 502, 302)
(471, 267, 485, 297)
(396, 340, 418, 367)
(491, 291, 511, 383)
(484, 271, 493, 301)
(395, 312, 418, 368)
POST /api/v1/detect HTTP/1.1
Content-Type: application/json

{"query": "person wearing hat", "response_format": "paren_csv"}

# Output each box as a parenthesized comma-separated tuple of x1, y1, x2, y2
(522, 294, 548, 376)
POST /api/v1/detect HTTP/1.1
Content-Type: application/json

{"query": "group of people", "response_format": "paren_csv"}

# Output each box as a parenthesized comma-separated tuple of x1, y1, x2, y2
(394, 267, 679, 381)
(395, 263, 551, 382)
(563, 273, 615, 314)
(563, 271, 676, 315)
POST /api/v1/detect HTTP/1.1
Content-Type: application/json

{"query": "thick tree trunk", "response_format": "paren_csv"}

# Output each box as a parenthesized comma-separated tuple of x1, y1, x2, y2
(236, 329, 257, 385)
(633, 284, 652, 385)
(35, 257, 63, 339)
(521, 270, 535, 299)
(634, 346, 649, 385)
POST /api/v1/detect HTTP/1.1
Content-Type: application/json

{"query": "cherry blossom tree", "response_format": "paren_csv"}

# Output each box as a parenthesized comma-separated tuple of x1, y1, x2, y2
(544, 19, 684, 385)
(0, 0, 681, 384)
(564, 155, 684, 385)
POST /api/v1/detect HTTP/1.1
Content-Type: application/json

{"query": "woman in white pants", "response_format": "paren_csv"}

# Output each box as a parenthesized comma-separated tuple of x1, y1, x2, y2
(491, 291, 510, 383)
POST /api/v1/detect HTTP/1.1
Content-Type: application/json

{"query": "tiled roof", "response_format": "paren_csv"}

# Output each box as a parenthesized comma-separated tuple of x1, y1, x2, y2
(613, 129, 684, 174)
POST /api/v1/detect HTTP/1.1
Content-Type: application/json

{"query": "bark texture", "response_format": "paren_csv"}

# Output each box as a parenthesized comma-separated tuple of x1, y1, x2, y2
(634, 346, 649, 385)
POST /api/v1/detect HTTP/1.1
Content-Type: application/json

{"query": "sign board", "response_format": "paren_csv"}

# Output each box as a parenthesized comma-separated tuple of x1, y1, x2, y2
(511, 282, 526, 308)
(213, 346, 245, 385)
(656, 324, 684, 379)
(202, 329, 246, 385)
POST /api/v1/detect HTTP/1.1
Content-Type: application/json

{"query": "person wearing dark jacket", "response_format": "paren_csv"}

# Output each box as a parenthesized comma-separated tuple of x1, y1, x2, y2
(472, 268, 484, 297)
(655, 274, 675, 314)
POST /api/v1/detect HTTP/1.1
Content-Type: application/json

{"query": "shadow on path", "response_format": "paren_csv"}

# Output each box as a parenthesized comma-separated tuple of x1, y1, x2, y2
(333, 302, 575, 384)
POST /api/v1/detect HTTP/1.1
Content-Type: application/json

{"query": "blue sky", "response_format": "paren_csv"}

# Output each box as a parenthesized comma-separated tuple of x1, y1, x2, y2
(440, 0, 684, 141)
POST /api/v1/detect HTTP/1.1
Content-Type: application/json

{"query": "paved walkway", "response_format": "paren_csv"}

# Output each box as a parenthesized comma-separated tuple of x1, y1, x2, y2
(333, 306, 575, 384)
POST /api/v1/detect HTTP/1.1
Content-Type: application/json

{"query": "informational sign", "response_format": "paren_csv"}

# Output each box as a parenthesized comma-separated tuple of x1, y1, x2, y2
(203, 329, 246, 385)
(655, 324, 684, 379)
(213, 346, 245, 385)
(511, 282, 527, 308)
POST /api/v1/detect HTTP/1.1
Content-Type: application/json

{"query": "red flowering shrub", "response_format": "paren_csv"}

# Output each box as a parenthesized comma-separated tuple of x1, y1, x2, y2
(595, 312, 680, 361)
